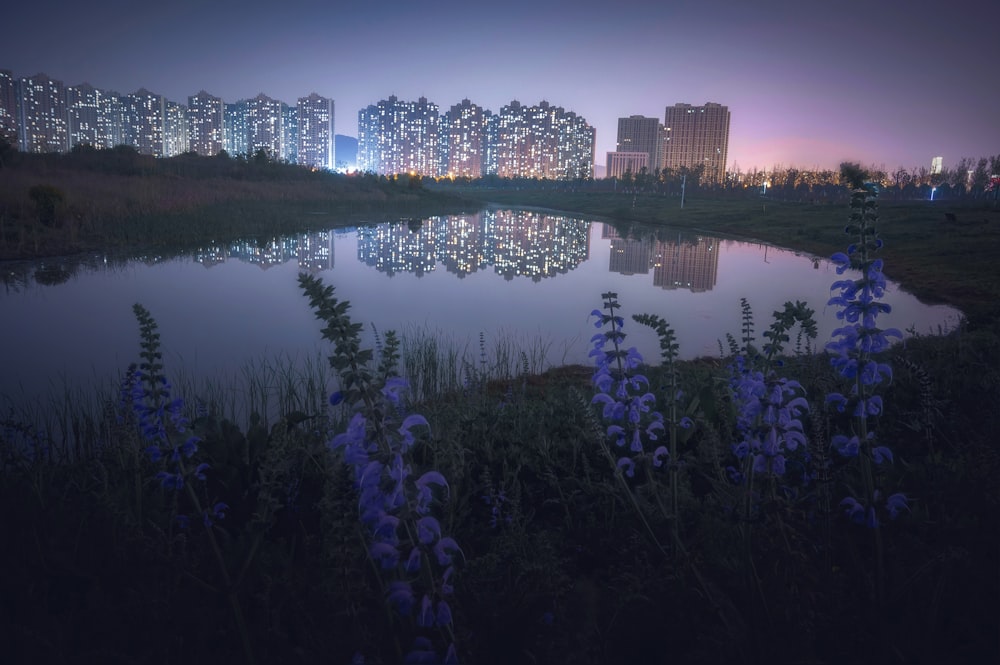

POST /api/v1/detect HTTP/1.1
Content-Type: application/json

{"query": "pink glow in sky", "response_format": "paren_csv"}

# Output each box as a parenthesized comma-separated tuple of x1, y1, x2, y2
(4, 0, 997, 172)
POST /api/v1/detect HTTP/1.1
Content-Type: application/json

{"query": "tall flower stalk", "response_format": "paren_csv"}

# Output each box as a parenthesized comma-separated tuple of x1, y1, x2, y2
(590, 292, 693, 553)
(119, 304, 249, 663)
(299, 273, 460, 664)
(826, 179, 908, 627)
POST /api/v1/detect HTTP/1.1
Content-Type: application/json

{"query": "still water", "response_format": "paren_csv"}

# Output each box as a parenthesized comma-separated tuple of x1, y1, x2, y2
(0, 208, 961, 406)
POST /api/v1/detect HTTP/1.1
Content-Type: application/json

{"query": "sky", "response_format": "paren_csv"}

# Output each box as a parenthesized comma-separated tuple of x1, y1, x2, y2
(3, 0, 997, 173)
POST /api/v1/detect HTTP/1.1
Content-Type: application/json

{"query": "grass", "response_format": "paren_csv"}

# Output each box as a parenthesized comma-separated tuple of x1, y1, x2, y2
(1, 183, 999, 664)
(460, 188, 1000, 327)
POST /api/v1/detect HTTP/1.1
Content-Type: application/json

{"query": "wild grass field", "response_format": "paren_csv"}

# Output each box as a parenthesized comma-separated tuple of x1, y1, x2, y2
(1, 173, 999, 664)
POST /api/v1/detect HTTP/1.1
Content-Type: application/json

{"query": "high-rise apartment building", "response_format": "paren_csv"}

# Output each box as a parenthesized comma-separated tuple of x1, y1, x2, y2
(187, 91, 224, 156)
(606, 152, 650, 179)
(558, 111, 596, 180)
(246, 93, 284, 161)
(122, 88, 165, 157)
(66, 83, 119, 149)
(616, 115, 661, 174)
(281, 104, 297, 164)
(357, 95, 441, 176)
(661, 102, 730, 185)
(493, 100, 594, 180)
(16, 73, 68, 153)
(1, 70, 20, 145)
(444, 98, 488, 178)
(296, 93, 334, 170)
(163, 100, 188, 157)
(224, 100, 249, 157)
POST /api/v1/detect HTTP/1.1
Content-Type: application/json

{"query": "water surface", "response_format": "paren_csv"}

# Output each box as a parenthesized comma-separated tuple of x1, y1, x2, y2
(0, 208, 961, 406)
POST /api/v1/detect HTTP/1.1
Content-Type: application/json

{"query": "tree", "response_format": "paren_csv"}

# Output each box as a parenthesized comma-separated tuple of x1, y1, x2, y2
(0, 137, 14, 169)
(971, 158, 989, 196)
(28, 184, 65, 227)
(839, 162, 869, 189)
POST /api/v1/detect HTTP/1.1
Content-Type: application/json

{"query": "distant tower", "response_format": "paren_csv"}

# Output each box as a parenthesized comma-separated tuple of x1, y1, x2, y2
(0, 69, 16, 145)
(187, 91, 225, 156)
(357, 95, 441, 176)
(246, 93, 284, 161)
(66, 83, 106, 149)
(163, 100, 188, 157)
(122, 88, 165, 156)
(931, 156, 943, 175)
(297, 93, 335, 170)
(444, 98, 488, 178)
(661, 102, 730, 185)
(16, 73, 69, 153)
(616, 115, 661, 174)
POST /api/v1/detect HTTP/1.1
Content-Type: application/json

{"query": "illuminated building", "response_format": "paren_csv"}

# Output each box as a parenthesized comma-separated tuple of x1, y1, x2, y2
(224, 100, 248, 156)
(246, 93, 285, 161)
(187, 91, 224, 156)
(297, 93, 335, 170)
(357, 95, 441, 176)
(282, 104, 297, 164)
(606, 151, 650, 180)
(615, 115, 661, 175)
(493, 100, 594, 180)
(16, 73, 68, 153)
(66, 83, 116, 149)
(122, 88, 165, 156)
(931, 156, 943, 175)
(0, 69, 16, 145)
(443, 99, 488, 177)
(163, 100, 188, 157)
(661, 102, 730, 185)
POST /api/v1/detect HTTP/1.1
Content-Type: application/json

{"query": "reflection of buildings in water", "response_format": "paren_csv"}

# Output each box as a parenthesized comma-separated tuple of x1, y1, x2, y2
(357, 222, 437, 277)
(229, 237, 298, 270)
(194, 244, 228, 268)
(603, 223, 719, 292)
(491, 210, 590, 282)
(608, 236, 652, 275)
(354, 210, 590, 281)
(439, 213, 488, 278)
(189, 232, 334, 271)
(297, 232, 335, 272)
(653, 236, 717, 292)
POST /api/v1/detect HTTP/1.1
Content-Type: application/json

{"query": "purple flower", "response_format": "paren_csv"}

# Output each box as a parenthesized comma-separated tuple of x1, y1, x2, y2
(886, 492, 909, 519)
(436, 600, 453, 626)
(617, 456, 636, 478)
(398, 414, 430, 449)
(872, 446, 894, 465)
(417, 595, 434, 627)
(433, 537, 462, 566)
(388, 580, 414, 615)
(417, 516, 441, 545)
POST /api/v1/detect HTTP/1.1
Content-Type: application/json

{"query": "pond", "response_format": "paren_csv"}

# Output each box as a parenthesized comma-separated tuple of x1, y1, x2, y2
(0, 207, 961, 409)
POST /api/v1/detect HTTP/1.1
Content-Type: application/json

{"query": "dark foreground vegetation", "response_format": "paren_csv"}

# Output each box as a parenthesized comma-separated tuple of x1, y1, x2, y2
(2, 164, 999, 664)
(0, 144, 477, 260)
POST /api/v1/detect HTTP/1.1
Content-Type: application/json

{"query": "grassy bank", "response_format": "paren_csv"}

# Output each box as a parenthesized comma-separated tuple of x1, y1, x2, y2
(457, 188, 1000, 328)
(0, 149, 478, 260)
(2, 175, 999, 664)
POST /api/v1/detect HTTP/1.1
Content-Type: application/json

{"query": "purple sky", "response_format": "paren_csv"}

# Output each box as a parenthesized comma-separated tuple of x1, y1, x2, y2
(4, 0, 997, 172)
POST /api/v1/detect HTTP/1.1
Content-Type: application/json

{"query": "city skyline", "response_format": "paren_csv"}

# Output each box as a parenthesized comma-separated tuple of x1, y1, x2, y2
(3, 0, 997, 173)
